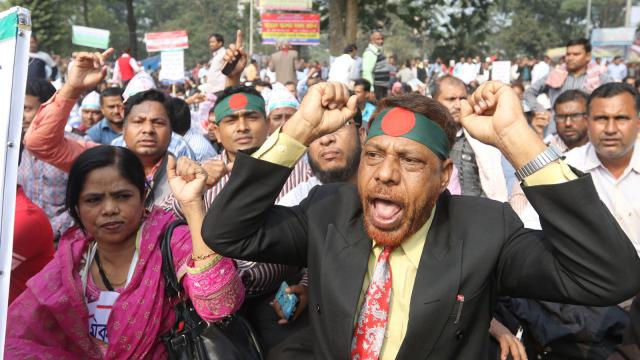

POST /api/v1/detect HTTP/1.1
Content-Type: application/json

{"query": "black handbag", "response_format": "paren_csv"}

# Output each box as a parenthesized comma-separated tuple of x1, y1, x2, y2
(160, 220, 263, 360)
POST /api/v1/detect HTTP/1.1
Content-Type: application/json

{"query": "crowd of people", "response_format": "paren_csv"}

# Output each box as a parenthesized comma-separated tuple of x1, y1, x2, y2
(5, 26, 640, 360)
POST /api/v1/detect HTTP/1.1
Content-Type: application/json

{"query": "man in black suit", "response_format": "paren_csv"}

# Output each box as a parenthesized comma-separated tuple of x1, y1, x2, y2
(193, 81, 640, 359)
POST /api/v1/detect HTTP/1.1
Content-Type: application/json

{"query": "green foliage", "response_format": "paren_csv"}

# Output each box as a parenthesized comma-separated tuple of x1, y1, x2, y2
(10, 0, 72, 54)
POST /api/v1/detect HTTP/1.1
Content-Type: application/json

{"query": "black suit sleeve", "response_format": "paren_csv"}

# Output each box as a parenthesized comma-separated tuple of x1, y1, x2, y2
(497, 175, 640, 306)
(202, 152, 312, 266)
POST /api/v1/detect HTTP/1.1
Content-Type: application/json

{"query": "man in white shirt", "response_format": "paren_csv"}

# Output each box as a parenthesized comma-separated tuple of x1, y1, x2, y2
(608, 56, 629, 82)
(328, 44, 358, 86)
(565, 82, 639, 252)
(513, 82, 639, 250)
(206, 34, 226, 93)
(531, 56, 551, 84)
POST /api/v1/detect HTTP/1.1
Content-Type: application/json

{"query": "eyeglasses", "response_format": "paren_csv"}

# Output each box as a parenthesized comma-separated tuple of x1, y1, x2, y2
(555, 113, 586, 123)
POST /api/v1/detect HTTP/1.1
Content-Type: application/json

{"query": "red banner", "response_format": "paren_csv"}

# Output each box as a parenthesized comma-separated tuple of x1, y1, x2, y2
(144, 31, 189, 52)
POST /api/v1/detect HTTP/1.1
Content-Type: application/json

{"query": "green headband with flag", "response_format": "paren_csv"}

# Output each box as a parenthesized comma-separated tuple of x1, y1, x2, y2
(213, 92, 266, 123)
(367, 107, 451, 160)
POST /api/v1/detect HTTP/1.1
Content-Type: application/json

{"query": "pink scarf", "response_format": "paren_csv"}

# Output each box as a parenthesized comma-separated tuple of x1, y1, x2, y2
(545, 62, 604, 93)
(6, 208, 190, 359)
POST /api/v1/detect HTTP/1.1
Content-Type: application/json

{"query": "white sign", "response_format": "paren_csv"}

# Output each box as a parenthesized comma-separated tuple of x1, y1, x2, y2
(72, 25, 110, 49)
(591, 27, 636, 47)
(491, 61, 512, 85)
(0, 6, 30, 355)
(159, 49, 185, 84)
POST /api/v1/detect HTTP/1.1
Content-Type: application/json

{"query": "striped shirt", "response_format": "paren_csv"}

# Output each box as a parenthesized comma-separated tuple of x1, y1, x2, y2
(163, 150, 313, 296)
(183, 128, 218, 162)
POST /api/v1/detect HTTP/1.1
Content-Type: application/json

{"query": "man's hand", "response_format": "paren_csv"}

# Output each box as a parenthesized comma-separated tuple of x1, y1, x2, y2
(460, 81, 546, 169)
(201, 159, 233, 188)
(282, 82, 358, 146)
(223, 30, 248, 86)
(60, 48, 114, 99)
(167, 156, 208, 208)
(489, 319, 527, 360)
(271, 284, 309, 325)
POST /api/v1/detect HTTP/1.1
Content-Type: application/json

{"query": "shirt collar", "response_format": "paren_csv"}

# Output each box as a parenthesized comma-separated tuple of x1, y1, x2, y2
(584, 141, 640, 174)
(100, 118, 111, 130)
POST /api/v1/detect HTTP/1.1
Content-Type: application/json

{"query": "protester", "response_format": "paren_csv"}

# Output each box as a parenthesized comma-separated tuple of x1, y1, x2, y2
(531, 56, 551, 84)
(112, 49, 140, 87)
(27, 34, 57, 81)
(432, 75, 508, 200)
(266, 83, 300, 134)
(328, 44, 358, 86)
(19, 78, 75, 238)
(85, 87, 125, 145)
(362, 31, 390, 99)
(6, 145, 243, 358)
(270, 41, 298, 85)
(544, 90, 590, 152)
(206, 33, 226, 93)
(353, 78, 377, 125)
(524, 38, 612, 134)
(165, 33, 314, 350)
(10, 146, 54, 304)
(197, 80, 640, 359)
(25, 49, 182, 207)
(74, 91, 103, 135)
(609, 56, 629, 82)
(166, 97, 217, 162)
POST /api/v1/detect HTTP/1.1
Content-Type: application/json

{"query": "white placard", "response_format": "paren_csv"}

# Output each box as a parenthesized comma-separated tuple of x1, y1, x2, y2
(159, 49, 185, 84)
(491, 61, 512, 84)
(0, 6, 31, 356)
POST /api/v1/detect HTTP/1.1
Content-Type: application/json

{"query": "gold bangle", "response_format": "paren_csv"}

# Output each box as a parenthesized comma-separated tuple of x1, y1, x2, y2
(191, 252, 218, 261)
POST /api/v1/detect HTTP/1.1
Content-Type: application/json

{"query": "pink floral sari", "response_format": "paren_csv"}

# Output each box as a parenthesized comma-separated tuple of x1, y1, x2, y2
(6, 207, 243, 359)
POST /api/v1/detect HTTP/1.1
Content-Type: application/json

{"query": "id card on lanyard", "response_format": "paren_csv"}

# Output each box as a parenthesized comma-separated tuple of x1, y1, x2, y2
(82, 232, 140, 344)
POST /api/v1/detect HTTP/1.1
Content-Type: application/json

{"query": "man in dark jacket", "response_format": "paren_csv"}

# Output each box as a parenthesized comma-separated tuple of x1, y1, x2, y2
(195, 81, 640, 359)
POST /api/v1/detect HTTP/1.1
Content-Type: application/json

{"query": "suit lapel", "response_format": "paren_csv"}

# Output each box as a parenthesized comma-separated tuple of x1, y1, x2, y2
(330, 214, 371, 357)
(397, 193, 463, 359)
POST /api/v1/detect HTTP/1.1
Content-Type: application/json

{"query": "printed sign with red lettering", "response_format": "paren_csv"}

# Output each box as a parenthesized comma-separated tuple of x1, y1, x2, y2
(144, 30, 189, 52)
(261, 13, 320, 46)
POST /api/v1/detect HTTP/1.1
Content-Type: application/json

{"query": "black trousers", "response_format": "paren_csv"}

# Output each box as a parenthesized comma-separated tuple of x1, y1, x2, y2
(374, 85, 388, 100)
(239, 292, 310, 357)
(267, 326, 314, 360)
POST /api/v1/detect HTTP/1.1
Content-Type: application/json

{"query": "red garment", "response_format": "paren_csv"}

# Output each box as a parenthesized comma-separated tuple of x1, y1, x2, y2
(117, 54, 135, 81)
(10, 187, 54, 304)
(352, 247, 393, 359)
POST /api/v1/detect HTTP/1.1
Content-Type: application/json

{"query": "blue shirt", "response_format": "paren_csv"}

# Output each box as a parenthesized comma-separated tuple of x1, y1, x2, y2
(85, 118, 121, 145)
(110, 132, 196, 160)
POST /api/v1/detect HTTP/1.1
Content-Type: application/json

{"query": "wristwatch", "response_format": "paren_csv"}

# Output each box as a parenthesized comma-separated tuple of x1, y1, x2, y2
(515, 145, 563, 182)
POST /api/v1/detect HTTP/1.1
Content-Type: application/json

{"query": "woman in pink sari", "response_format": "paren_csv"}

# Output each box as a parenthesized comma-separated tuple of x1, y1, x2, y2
(6, 146, 244, 359)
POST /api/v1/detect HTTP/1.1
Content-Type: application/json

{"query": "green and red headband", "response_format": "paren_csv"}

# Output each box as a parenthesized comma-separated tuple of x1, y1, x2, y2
(367, 107, 451, 160)
(213, 92, 266, 123)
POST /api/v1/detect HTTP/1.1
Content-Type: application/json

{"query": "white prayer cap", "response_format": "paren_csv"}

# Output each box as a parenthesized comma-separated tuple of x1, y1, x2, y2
(81, 91, 100, 110)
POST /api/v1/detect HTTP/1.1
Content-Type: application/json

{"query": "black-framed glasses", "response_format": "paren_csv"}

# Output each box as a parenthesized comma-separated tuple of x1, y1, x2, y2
(555, 113, 587, 123)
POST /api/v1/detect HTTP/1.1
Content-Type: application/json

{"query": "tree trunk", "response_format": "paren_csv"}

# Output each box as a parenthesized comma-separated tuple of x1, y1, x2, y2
(328, 0, 346, 56)
(125, 0, 137, 57)
(345, 0, 358, 46)
(82, 0, 89, 26)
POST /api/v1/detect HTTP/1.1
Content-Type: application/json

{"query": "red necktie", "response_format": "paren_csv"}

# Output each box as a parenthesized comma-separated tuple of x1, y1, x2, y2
(351, 246, 393, 360)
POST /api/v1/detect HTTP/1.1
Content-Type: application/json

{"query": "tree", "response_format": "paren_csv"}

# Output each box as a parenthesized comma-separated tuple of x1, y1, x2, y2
(125, 0, 137, 57)
(10, 0, 71, 55)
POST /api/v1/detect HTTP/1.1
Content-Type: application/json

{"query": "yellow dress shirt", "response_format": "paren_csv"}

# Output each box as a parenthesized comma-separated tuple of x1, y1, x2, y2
(252, 129, 578, 358)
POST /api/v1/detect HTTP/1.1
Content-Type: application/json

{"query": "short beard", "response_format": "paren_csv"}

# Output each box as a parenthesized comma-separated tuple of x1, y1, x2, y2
(360, 186, 438, 248)
(308, 135, 361, 184)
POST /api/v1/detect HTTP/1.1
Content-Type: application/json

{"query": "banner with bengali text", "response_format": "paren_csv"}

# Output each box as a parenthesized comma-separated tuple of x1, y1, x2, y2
(261, 13, 320, 46)
(144, 30, 189, 52)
